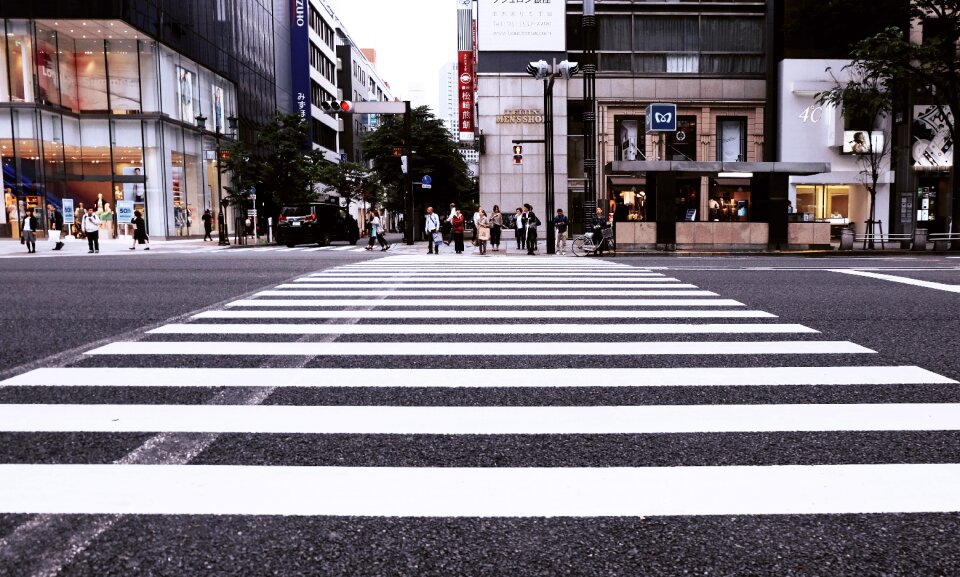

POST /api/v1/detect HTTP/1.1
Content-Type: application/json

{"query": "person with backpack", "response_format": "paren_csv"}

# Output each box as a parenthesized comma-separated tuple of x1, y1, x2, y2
(554, 208, 570, 255)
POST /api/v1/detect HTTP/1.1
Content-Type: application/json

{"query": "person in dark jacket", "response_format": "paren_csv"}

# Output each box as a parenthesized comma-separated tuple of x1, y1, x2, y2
(522, 204, 541, 255)
(591, 207, 610, 256)
(513, 207, 525, 250)
(130, 210, 150, 250)
(21, 210, 39, 253)
(201, 209, 214, 241)
(49, 205, 64, 250)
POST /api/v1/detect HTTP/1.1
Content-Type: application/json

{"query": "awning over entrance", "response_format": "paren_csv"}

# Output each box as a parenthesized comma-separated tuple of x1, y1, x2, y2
(609, 161, 831, 176)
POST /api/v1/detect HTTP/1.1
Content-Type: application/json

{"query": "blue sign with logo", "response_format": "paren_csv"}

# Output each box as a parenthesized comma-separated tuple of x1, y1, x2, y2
(291, 0, 311, 147)
(646, 103, 677, 132)
(421, 175, 432, 185)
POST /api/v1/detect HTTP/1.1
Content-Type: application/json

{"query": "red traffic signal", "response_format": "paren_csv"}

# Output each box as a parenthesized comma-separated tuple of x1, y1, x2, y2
(512, 144, 523, 165)
(321, 100, 353, 114)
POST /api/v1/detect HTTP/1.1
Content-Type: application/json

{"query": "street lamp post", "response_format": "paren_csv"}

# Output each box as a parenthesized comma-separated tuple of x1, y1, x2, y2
(196, 114, 235, 246)
(526, 59, 580, 255)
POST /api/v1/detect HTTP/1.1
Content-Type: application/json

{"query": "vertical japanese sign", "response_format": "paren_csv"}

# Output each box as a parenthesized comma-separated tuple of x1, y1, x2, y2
(458, 50, 474, 139)
(291, 0, 311, 146)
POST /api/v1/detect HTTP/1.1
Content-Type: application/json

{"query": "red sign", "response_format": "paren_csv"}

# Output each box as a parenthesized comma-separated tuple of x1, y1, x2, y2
(458, 50, 474, 136)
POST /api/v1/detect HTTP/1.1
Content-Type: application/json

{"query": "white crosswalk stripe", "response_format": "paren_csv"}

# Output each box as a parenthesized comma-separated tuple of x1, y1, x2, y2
(0, 254, 958, 524)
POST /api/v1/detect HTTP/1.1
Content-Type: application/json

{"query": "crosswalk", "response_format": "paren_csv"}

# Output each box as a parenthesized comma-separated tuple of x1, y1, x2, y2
(1, 257, 959, 530)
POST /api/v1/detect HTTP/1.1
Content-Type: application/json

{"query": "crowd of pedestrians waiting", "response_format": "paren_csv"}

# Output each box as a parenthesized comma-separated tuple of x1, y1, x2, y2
(420, 202, 605, 256)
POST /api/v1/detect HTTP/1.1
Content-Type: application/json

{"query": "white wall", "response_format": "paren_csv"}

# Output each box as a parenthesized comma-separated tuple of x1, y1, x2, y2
(778, 59, 893, 224)
(477, 74, 569, 216)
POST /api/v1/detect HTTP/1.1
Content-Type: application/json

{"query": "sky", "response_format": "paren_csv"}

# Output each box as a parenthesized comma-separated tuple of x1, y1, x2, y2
(325, 0, 460, 115)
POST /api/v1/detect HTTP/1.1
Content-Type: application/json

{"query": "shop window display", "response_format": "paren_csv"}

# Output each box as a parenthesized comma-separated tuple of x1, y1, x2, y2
(675, 178, 701, 221)
(710, 180, 752, 222)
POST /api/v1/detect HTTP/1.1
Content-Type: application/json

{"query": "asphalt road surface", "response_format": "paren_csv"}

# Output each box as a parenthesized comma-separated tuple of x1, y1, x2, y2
(1, 248, 959, 576)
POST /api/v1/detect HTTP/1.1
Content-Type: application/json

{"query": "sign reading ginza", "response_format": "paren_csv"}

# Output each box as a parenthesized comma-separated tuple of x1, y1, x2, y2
(496, 109, 544, 124)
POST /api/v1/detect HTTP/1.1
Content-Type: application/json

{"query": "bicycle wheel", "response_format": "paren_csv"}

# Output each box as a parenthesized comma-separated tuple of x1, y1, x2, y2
(571, 236, 588, 257)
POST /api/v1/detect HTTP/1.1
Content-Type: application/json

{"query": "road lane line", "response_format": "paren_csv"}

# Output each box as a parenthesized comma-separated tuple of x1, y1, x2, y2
(831, 269, 960, 294)
(149, 323, 816, 335)
(3, 464, 959, 516)
(192, 309, 777, 320)
(2, 366, 950, 388)
(254, 289, 719, 297)
(290, 281, 686, 287)
(225, 298, 746, 307)
(86, 340, 874, 356)
(3, 403, 958, 434)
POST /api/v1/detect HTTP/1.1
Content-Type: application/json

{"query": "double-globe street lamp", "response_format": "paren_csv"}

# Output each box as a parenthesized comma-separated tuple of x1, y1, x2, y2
(195, 114, 237, 246)
(525, 59, 580, 255)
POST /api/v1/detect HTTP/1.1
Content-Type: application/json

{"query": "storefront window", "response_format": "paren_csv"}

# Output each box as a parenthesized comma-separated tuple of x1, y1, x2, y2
(76, 39, 108, 112)
(139, 41, 159, 113)
(710, 179, 752, 222)
(5, 20, 35, 103)
(717, 117, 746, 162)
(106, 39, 141, 112)
(614, 116, 645, 161)
(666, 116, 697, 161)
(58, 35, 79, 113)
(36, 25, 61, 107)
(675, 177, 701, 221)
(0, 23, 8, 103)
(795, 185, 850, 222)
(182, 130, 203, 236)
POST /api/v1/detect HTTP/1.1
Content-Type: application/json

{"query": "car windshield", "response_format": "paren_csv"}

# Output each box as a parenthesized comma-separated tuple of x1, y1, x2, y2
(281, 206, 312, 217)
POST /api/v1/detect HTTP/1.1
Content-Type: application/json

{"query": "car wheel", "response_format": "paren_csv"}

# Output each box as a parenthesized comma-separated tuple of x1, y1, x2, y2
(320, 232, 331, 247)
(286, 243, 295, 248)
(349, 234, 358, 245)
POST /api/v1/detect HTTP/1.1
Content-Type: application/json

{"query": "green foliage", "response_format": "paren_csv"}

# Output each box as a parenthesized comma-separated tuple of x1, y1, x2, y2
(314, 160, 385, 206)
(254, 113, 324, 206)
(219, 139, 257, 207)
(361, 106, 474, 213)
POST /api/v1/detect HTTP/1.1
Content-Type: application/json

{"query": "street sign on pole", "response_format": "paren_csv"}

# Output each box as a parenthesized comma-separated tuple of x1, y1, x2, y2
(421, 175, 432, 189)
(645, 103, 677, 132)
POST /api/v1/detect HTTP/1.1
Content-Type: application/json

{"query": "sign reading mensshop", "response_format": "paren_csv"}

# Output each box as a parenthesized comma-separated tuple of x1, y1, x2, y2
(291, 0, 311, 145)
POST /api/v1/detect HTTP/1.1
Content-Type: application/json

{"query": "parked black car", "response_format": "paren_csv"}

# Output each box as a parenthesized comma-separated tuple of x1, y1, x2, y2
(276, 202, 360, 247)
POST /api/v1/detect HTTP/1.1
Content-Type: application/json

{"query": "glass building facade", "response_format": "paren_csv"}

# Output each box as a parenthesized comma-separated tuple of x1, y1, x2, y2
(0, 0, 278, 240)
(0, 19, 238, 240)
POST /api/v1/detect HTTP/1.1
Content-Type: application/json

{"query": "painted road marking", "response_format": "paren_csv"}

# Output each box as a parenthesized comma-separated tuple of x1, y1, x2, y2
(225, 298, 746, 308)
(149, 323, 817, 335)
(254, 289, 719, 297)
(3, 366, 951, 388)
(2, 464, 959, 516)
(3, 403, 958, 434)
(831, 269, 960, 294)
(86, 340, 874, 356)
(192, 309, 777, 320)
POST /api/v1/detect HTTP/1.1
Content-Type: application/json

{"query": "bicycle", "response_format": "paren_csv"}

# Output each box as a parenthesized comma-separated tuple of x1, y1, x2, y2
(571, 227, 615, 256)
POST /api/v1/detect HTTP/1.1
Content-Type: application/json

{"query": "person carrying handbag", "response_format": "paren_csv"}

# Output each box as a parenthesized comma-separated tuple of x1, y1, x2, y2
(424, 206, 441, 254)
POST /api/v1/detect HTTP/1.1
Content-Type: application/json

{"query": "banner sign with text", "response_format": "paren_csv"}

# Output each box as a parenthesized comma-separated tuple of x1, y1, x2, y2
(458, 50, 475, 138)
(291, 0, 311, 146)
(116, 201, 135, 224)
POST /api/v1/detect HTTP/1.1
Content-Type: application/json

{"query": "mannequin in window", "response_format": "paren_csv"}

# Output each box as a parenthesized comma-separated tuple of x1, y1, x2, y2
(132, 168, 144, 202)
(95, 193, 105, 212)
(101, 202, 114, 236)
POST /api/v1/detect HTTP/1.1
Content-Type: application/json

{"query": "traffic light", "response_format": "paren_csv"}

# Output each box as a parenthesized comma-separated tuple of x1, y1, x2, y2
(320, 100, 353, 114)
(512, 144, 523, 165)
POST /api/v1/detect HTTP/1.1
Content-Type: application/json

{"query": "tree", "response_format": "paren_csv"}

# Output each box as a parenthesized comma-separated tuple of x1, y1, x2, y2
(255, 113, 325, 206)
(314, 160, 383, 206)
(361, 106, 474, 215)
(219, 139, 257, 208)
(848, 1, 960, 245)
(816, 63, 894, 248)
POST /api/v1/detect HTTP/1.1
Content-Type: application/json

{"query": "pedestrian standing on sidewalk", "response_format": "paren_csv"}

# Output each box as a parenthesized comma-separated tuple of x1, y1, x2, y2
(472, 209, 480, 246)
(476, 209, 490, 255)
(424, 206, 441, 254)
(82, 207, 101, 253)
(49, 204, 64, 251)
(202, 209, 214, 241)
(523, 204, 541, 255)
(130, 210, 150, 250)
(21, 209, 38, 253)
(554, 208, 569, 255)
(451, 208, 466, 254)
(513, 207, 525, 251)
(490, 205, 503, 251)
